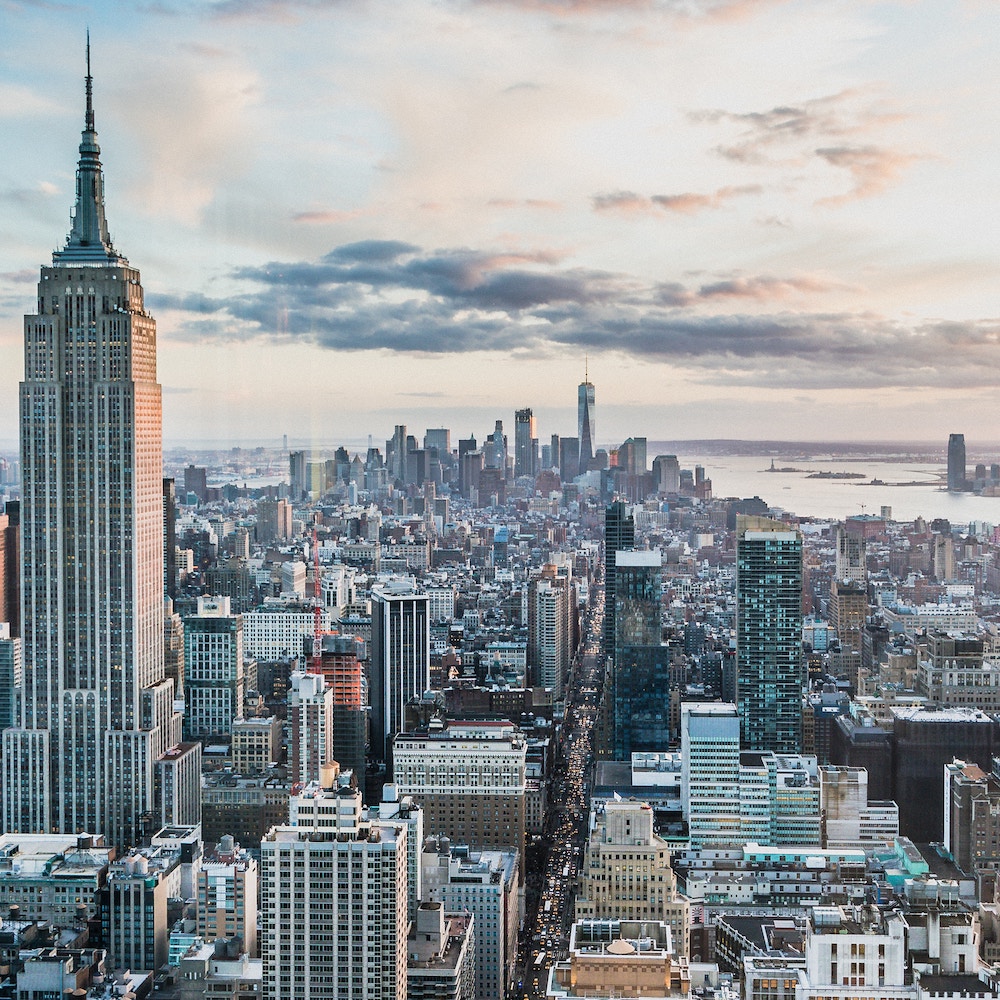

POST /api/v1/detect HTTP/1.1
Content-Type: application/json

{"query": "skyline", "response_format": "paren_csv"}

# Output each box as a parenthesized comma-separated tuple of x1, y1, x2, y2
(3, 1, 1000, 445)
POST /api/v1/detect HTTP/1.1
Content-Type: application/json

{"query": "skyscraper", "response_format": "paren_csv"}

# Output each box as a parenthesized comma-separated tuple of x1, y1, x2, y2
(2, 47, 181, 847)
(369, 579, 430, 772)
(948, 432, 967, 492)
(602, 501, 635, 659)
(578, 370, 595, 475)
(612, 550, 671, 756)
(735, 515, 804, 753)
(514, 407, 538, 479)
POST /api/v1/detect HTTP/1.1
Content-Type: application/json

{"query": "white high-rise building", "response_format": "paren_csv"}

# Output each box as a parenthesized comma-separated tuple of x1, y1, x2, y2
(680, 703, 741, 845)
(2, 47, 181, 848)
(262, 768, 409, 1000)
(287, 671, 334, 785)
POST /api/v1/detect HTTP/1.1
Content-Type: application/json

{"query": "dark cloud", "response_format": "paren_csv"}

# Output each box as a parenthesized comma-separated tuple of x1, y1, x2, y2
(155, 240, 1000, 391)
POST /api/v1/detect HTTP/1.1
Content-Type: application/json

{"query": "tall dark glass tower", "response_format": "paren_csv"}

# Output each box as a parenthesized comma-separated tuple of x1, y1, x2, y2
(947, 433, 967, 492)
(735, 515, 803, 753)
(612, 550, 670, 758)
(1, 45, 181, 847)
(603, 500, 635, 659)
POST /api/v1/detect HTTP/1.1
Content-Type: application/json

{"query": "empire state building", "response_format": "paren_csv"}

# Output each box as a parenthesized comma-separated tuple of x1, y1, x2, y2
(1, 47, 181, 848)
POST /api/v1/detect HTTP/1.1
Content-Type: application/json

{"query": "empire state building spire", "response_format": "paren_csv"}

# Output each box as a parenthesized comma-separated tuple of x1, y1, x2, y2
(55, 33, 122, 264)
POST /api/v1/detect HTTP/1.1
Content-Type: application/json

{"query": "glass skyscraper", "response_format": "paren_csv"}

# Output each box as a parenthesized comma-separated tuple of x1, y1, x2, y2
(735, 515, 804, 754)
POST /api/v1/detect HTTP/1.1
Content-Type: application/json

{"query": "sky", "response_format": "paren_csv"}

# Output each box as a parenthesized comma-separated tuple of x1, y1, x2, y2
(2, 0, 1000, 450)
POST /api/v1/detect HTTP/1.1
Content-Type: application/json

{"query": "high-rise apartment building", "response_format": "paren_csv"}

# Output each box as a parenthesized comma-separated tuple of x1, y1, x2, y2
(603, 501, 636, 659)
(2, 51, 181, 847)
(527, 567, 572, 699)
(735, 515, 804, 753)
(514, 407, 538, 478)
(288, 670, 334, 785)
(578, 371, 595, 475)
(261, 770, 409, 1000)
(369, 579, 430, 769)
(948, 433, 967, 491)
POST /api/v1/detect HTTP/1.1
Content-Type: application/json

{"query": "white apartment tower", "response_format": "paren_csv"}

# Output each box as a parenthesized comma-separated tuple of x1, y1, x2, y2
(262, 769, 409, 999)
(2, 46, 181, 848)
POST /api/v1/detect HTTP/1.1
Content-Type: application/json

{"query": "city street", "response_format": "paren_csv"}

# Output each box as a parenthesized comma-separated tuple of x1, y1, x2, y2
(517, 583, 604, 999)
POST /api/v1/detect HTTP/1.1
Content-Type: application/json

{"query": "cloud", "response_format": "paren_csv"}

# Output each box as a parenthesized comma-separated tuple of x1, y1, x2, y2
(815, 145, 924, 203)
(292, 208, 364, 224)
(693, 90, 907, 165)
(593, 185, 761, 215)
(151, 239, 1000, 392)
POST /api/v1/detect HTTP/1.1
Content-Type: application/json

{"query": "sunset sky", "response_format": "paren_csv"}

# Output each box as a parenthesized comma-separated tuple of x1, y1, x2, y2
(2, 0, 1000, 449)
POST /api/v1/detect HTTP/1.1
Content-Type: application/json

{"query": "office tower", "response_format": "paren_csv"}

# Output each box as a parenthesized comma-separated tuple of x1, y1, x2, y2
(389, 423, 407, 482)
(603, 501, 635, 659)
(183, 597, 245, 741)
(948, 433, 967, 491)
(680, 703, 741, 846)
(288, 670, 334, 784)
(261, 772, 408, 1000)
(651, 454, 681, 494)
(457, 434, 476, 492)
(514, 407, 538, 478)
(319, 634, 366, 779)
(0, 625, 21, 731)
(369, 579, 430, 770)
(2, 51, 181, 848)
(559, 436, 580, 482)
(829, 579, 867, 662)
(820, 766, 898, 850)
(574, 799, 689, 956)
(578, 370, 595, 475)
(197, 836, 259, 957)
(421, 840, 520, 1000)
(184, 464, 208, 504)
(288, 449, 307, 500)
(256, 497, 292, 544)
(487, 419, 507, 473)
(735, 515, 804, 753)
(612, 550, 671, 756)
(548, 433, 560, 470)
(0, 503, 20, 638)
(835, 525, 866, 583)
(394, 720, 527, 864)
(424, 427, 450, 454)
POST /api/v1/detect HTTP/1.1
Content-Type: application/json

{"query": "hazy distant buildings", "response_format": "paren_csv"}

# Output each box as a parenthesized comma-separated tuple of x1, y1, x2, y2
(948, 433, 968, 491)
(652, 454, 681, 495)
(2, 55, 181, 847)
(514, 407, 538, 479)
(735, 516, 804, 753)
